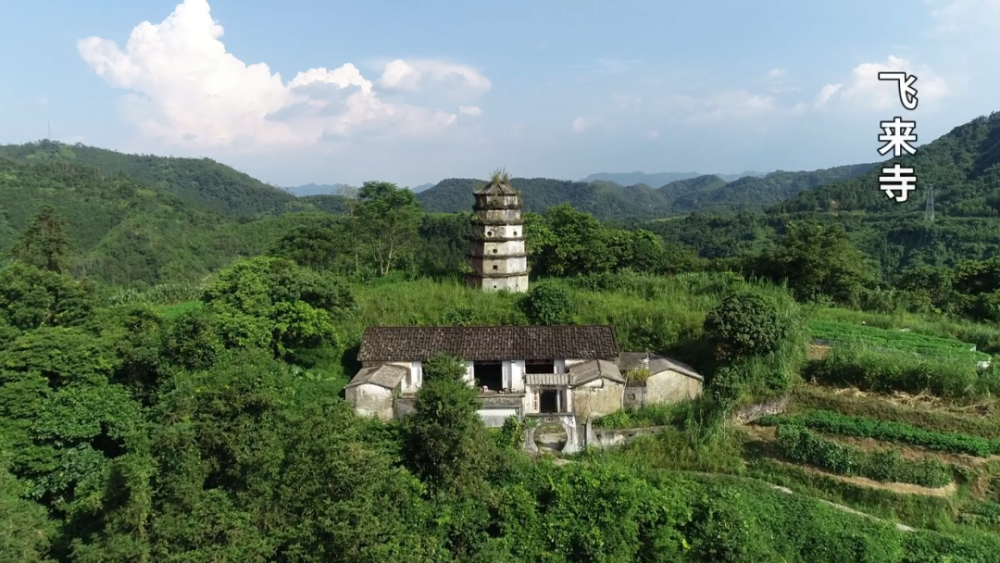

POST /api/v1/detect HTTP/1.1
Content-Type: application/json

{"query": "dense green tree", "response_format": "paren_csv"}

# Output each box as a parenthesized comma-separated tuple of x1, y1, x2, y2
(270, 222, 346, 271)
(353, 182, 422, 276)
(201, 256, 355, 364)
(0, 455, 55, 563)
(402, 355, 491, 493)
(10, 206, 71, 273)
(520, 282, 574, 325)
(704, 293, 786, 362)
(758, 222, 874, 306)
(0, 262, 94, 332)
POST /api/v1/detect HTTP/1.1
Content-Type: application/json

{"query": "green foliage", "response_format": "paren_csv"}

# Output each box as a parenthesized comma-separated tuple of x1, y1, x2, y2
(10, 205, 70, 274)
(759, 410, 997, 457)
(519, 282, 573, 325)
(592, 402, 692, 429)
(704, 292, 786, 361)
(201, 256, 355, 365)
(805, 344, 1000, 400)
(0, 262, 94, 332)
(354, 181, 422, 276)
(0, 456, 55, 562)
(402, 355, 489, 493)
(775, 424, 952, 487)
(809, 319, 988, 361)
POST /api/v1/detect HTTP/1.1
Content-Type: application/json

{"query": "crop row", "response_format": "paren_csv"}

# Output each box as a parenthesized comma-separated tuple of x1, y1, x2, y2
(774, 424, 952, 488)
(808, 320, 988, 361)
(758, 410, 999, 457)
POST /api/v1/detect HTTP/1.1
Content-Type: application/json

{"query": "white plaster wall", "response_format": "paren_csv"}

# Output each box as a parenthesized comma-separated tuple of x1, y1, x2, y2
(646, 370, 703, 404)
(479, 225, 524, 238)
(555, 359, 567, 373)
(478, 408, 519, 428)
(479, 240, 525, 256)
(482, 275, 529, 292)
(390, 361, 417, 394)
(346, 384, 395, 421)
(511, 360, 525, 392)
(480, 256, 528, 274)
(503, 361, 512, 390)
(523, 388, 538, 415)
(464, 361, 475, 386)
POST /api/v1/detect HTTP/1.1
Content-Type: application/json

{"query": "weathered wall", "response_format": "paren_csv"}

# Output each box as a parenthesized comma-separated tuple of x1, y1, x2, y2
(622, 386, 646, 410)
(585, 425, 667, 449)
(469, 255, 528, 274)
(572, 379, 625, 419)
(345, 384, 395, 421)
(470, 240, 526, 257)
(732, 396, 788, 423)
(645, 370, 702, 405)
(472, 274, 529, 292)
(476, 224, 521, 238)
(479, 407, 519, 427)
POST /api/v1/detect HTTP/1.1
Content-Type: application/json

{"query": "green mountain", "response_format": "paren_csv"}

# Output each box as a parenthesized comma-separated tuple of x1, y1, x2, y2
(0, 140, 297, 217)
(582, 170, 765, 185)
(419, 164, 878, 221)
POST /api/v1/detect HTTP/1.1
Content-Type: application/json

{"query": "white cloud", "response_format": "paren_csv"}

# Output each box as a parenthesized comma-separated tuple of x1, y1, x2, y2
(822, 55, 949, 110)
(674, 90, 776, 122)
(377, 59, 491, 100)
(459, 105, 482, 117)
(768, 68, 785, 78)
(77, 0, 478, 150)
(646, 129, 660, 140)
(814, 83, 842, 107)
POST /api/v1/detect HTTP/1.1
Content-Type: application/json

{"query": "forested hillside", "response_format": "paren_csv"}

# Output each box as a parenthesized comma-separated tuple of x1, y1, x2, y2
(582, 170, 764, 185)
(647, 111, 1000, 276)
(0, 141, 297, 217)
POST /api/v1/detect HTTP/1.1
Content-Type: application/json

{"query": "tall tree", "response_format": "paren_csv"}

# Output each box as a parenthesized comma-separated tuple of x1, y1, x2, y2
(11, 206, 70, 274)
(353, 182, 421, 276)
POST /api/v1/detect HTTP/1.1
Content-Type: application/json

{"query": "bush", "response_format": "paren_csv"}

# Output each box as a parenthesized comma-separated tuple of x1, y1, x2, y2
(704, 292, 786, 361)
(519, 282, 573, 325)
(775, 424, 952, 488)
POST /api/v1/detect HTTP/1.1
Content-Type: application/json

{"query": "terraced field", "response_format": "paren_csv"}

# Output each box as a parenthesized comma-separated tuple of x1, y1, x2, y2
(808, 320, 989, 362)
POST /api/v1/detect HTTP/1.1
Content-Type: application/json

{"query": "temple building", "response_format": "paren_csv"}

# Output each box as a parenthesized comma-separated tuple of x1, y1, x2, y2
(467, 171, 529, 293)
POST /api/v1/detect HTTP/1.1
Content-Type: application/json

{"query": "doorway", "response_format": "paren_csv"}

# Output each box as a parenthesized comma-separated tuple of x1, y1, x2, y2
(474, 361, 503, 391)
(539, 389, 560, 413)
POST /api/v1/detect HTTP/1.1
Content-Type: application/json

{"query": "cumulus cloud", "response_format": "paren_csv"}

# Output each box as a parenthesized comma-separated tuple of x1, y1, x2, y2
(646, 130, 660, 140)
(378, 59, 491, 99)
(77, 0, 482, 150)
(767, 68, 785, 78)
(817, 55, 949, 110)
(571, 117, 592, 133)
(459, 105, 482, 117)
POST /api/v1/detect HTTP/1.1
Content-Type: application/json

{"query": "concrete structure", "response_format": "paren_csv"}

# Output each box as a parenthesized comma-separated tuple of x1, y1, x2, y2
(467, 174, 529, 293)
(618, 352, 704, 409)
(345, 327, 704, 455)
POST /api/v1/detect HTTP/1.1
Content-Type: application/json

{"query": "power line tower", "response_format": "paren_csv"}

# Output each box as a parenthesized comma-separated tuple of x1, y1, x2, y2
(924, 184, 935, 223)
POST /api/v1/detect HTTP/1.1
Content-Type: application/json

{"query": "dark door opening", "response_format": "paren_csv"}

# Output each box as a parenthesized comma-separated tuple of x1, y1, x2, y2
(525, 360, 555, 374)
(474, 361, 503, 391)
(539, 389, 559, 413)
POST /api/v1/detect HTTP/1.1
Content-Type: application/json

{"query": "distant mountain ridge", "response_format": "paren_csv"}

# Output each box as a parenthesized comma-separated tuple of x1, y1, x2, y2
(287, 182, 436, 196)
(418, 164, 877, 221)
(583, 170, 767, 187)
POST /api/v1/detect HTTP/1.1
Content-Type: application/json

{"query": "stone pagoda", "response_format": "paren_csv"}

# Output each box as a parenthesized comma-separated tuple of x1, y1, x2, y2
(467, 170, 529, 292)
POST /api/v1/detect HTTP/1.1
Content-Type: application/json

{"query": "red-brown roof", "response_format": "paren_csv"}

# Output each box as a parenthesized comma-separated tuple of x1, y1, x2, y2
(358, 325, 619, 362)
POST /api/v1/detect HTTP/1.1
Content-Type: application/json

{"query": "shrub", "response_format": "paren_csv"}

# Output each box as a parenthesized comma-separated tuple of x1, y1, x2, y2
(519, 282, 573, 325)
(704, 292, 786, 361)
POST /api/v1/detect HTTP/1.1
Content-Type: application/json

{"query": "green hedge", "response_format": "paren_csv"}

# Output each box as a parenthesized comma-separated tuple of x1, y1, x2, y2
(775, 424, 952, 488)
(759, 410, 998, 457)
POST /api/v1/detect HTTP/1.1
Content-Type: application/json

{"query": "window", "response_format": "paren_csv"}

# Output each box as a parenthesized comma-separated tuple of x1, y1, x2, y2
(513, 230, 518, 236)
(525, 360, 555, 374)
(492, 265, 498, 270)
(492, 249, 498, 253)
(539, 390, 559, 413)
(473, 361, 503, 391)
(487, 231, 493, 236)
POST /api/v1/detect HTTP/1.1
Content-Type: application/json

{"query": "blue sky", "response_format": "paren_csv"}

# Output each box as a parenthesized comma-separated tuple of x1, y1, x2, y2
(1, 0, 998, 188)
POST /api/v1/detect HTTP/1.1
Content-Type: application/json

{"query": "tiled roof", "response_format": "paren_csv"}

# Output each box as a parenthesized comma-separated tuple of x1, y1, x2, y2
(618, 352, 703, 381)
(568, 359, 626, 386)
(358, 325, 619, 362)
(344, 363, 408, 390)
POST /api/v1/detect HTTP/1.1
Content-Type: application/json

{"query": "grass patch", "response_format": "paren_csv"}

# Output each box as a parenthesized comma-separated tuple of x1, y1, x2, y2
(808, 319, 988, 361)
(591, 402, 693, 429)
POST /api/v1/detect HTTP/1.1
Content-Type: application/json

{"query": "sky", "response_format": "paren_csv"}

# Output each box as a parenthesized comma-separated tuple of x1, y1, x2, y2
(1, 0, 999, 188)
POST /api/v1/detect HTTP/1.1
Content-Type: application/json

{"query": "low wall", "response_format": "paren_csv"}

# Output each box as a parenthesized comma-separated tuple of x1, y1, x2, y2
(584, 424, 668, 450)
(732, 396, 788, 424)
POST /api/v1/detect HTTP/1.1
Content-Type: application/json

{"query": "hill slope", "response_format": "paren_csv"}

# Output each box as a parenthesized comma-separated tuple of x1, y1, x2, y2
(0, 141, 296, 217)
